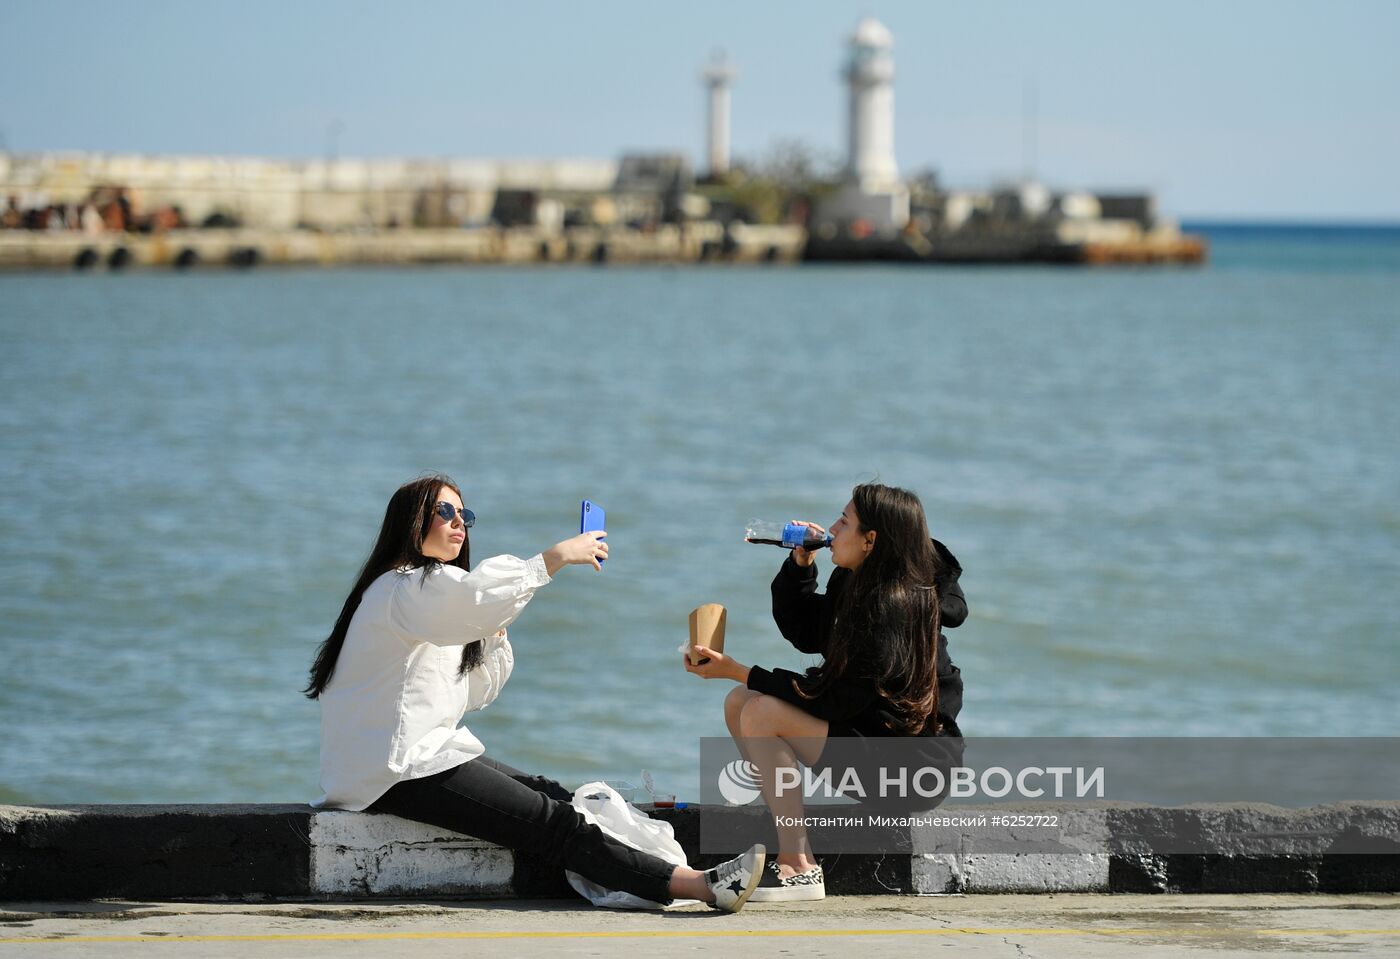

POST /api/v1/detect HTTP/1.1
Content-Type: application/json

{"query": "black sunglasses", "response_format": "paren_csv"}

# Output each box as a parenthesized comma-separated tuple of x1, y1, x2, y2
(434, 502, 476, 527)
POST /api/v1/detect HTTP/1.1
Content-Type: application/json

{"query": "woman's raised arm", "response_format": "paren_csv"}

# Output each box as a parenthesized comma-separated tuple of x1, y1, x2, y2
(388, 554, 551, 646)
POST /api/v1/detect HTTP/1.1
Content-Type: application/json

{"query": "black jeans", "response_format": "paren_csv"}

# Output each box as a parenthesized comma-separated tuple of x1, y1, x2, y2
(370, 755, 675, 904)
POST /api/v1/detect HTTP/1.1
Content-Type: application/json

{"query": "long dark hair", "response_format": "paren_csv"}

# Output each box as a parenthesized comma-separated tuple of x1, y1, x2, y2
(797, 483, 942, 734)
(304, 473, 479, 699)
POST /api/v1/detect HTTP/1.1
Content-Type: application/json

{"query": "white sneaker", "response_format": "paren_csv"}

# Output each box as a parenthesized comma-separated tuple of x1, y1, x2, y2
(747, 860, 826, 902)
(704, 843, 766, 912)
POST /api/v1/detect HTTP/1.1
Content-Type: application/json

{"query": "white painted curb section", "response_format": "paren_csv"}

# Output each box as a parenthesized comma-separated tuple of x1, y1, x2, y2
(310, 812, 514, 897)
(914, 854, 1111, 893)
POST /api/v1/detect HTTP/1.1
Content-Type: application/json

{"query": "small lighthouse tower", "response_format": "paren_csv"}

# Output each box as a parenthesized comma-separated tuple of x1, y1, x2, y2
(702, 52, 736, 178)
(820, 18, 909, 232)
(846, 18, 899, 189)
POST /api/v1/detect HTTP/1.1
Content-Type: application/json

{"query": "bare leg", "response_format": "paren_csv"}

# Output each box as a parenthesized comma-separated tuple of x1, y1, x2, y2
(668, 865, 714, 902)
(724, 685, 763, 761)
(738, 694, 828, 877)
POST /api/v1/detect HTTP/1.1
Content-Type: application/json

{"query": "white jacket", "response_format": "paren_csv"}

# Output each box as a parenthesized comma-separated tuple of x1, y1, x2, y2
(312, 553, 551, 810)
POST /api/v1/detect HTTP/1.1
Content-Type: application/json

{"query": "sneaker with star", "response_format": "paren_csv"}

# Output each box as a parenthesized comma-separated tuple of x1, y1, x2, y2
(703, 843, 766, 912)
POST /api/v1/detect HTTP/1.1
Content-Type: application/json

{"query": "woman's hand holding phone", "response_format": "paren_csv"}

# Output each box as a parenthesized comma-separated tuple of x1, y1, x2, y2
(543, 531, 608, 575)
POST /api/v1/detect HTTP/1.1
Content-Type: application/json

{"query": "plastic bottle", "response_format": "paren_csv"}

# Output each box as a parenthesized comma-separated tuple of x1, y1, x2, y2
(744, 520, 832, 551)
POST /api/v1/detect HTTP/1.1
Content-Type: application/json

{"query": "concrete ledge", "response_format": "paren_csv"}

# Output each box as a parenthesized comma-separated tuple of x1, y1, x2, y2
(310, 811, 514, 899)
(915, 853, 1112, 894)
(0, 804, 311, 901)
(0, 225, 807, 271)
(4, 802, 1398, 901)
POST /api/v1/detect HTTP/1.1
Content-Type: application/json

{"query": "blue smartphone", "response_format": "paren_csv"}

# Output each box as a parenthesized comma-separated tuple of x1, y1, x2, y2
(580, 499, 606, 563)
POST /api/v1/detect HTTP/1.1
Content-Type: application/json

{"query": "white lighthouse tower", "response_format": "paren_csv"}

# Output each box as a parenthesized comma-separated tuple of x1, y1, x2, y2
(701, 52, 736, 178)
(820, 18, 910, 232)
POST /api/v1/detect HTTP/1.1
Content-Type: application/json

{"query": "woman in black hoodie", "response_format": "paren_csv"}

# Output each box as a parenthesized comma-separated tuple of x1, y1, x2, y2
(685, 483, 967, 903)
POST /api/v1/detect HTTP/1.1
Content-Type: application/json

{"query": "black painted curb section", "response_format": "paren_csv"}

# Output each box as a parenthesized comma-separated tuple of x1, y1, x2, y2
(1, 805, 312, 901)
(1110, 854, 1400, 894)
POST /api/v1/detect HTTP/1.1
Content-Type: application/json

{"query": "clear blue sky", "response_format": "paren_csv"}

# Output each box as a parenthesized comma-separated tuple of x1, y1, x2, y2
(3, 0, 1397, 220)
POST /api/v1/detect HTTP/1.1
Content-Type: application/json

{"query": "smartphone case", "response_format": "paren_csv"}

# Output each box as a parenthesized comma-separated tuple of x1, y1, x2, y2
(581, 500, 606, 562)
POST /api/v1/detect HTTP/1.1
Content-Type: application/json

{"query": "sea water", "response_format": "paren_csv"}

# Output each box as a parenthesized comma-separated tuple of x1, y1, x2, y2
(1, 224, 1397, 803)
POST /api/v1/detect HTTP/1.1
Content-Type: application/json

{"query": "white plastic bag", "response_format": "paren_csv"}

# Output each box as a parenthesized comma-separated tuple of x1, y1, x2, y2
(564, 781, 698, 910)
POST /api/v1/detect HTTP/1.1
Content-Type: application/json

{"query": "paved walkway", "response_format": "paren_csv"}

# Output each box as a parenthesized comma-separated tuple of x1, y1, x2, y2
(2, 894, 1398, 957)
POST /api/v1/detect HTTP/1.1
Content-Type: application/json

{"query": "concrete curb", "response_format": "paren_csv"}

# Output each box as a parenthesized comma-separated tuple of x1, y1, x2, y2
(0, 805, 311, 901)
(3, 802, 1398, 901)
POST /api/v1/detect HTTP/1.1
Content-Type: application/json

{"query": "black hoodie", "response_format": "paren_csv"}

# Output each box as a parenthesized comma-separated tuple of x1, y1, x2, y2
(745, 539, 966, 737)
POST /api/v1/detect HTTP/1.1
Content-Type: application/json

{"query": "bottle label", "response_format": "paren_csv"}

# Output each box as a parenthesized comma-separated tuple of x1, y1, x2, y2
(781, 523, 807, 548)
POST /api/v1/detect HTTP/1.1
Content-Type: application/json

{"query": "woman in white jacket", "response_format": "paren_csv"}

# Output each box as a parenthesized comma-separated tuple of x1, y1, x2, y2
(306, 473, 763, 911)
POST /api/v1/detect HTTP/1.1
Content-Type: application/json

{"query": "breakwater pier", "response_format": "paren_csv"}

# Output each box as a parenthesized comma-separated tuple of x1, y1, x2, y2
(0, 224, 804, 271)
(0, 221, 1205, 272)
(2, 148, 1206, 270)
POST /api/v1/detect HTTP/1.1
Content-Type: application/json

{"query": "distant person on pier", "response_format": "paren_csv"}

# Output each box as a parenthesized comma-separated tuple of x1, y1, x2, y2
(2, 196, 23, 229)
(306, 473, 766, 912)
(79, 201, 103, 235)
